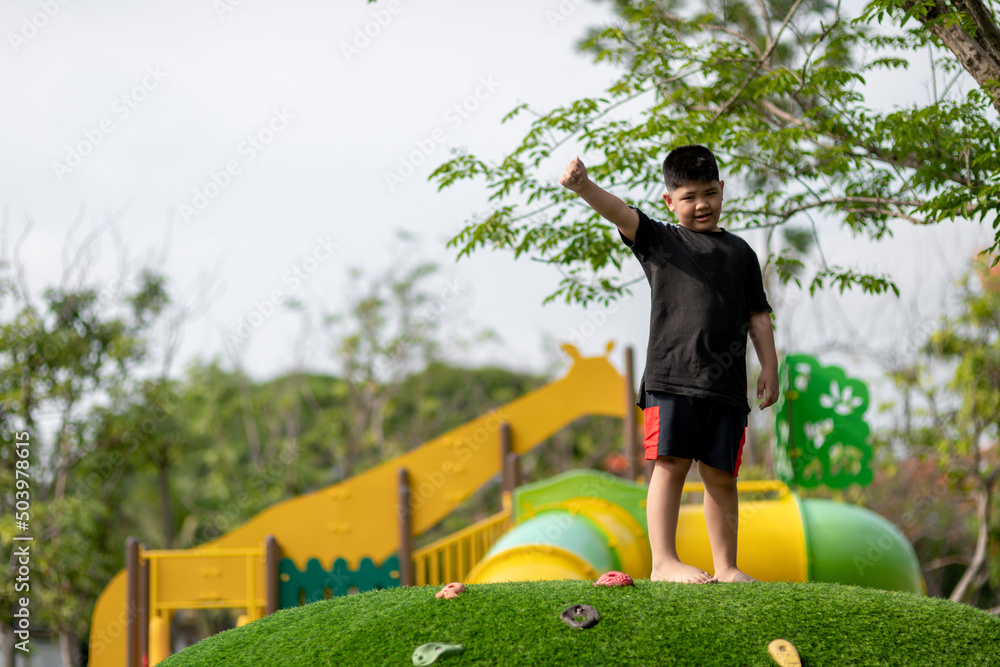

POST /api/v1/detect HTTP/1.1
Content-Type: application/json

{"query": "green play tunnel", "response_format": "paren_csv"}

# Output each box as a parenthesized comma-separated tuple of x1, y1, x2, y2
(466, 472, 652, 584)
(465, 470, 924, 595)
(466, 511, 618, 583)
(799, 498, 924, 594)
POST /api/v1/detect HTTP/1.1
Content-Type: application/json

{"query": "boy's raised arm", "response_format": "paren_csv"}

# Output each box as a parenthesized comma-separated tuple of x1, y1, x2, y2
(560, 157, 640, 242)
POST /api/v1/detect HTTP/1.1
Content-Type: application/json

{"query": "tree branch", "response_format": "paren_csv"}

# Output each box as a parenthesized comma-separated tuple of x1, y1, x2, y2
(904, 0, 1000, 114)
(712, 0, 808, 121)
(755, 100, 987, 188)
(843, 206, 929, 225)
(951, 0, 1000, 65)
(753, 0, 775, 47)
(726, 196, 927, 224)
(923, 555, 972, 570)
(653, 7, 766, 58)
(950, 471, 992, 603)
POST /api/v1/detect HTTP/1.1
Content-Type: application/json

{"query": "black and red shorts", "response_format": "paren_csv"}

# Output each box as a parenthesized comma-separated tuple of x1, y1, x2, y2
(642, 391, 747, 477)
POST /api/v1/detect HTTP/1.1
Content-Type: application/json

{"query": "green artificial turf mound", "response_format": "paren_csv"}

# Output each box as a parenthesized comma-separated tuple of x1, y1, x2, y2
(160, 581, 1000, 666)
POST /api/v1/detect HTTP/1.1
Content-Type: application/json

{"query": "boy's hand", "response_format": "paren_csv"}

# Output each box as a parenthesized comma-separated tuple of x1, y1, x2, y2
(560, 157, 589, 193)
(757, 366, 779, 409)
(557, 157, 639, 240)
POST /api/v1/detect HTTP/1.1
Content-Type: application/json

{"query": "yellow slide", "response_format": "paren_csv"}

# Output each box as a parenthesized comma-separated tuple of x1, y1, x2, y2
(88, 344, 635, 667)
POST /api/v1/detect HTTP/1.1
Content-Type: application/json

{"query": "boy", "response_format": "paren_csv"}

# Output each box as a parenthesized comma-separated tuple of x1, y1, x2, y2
(559, 145, 778, 584)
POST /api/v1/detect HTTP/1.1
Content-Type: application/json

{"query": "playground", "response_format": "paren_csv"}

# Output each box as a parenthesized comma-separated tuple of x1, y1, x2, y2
(84, 344, 1000, 666)
(155, 580, 1000, 666)
(84, 344, 1000, 667)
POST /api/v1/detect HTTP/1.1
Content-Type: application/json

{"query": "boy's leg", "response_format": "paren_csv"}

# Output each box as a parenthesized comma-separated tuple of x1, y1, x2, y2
(698, 461, 757, 583)
(647, 456, 716, 583)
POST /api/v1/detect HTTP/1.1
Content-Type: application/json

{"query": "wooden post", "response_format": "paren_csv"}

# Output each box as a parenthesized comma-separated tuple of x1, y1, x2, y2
(265, 535, 281, 615)
(125, 537, 139, 667)
(499, 422, 512, 495)
(624, 346, 642, 481)
(500, 422, 522, 514)
(397, 468, 415, 586)
(504, 453, 521, 493)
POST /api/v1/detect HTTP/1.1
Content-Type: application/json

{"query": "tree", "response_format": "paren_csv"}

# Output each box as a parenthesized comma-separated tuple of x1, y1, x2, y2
(321, 243, 488, 475)
(387, 361, 545, 453)
(865, 0, 1000, 113)
(856, 253, 999, 608)
(0, 209, 218, 665)
(921, 254, 1000, 607)
(431, 0, 1000, 305)
(0, 254, 169, 666)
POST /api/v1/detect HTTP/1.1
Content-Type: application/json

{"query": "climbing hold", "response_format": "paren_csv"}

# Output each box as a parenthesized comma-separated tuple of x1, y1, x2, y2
(560, 604, 600, 629)
(767, 639, 802, 667)
(594, 571, 634, 587)
(412, 642, 464, 665)
(435, 582, 465, 599)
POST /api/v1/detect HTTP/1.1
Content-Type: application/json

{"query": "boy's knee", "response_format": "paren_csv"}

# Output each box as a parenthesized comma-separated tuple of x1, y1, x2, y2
(699, 464, 737, 489)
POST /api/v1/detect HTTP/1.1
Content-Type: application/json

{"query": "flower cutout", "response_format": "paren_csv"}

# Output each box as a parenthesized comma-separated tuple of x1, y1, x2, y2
(793, 363, 812, 392)
(819, 380, 863, 416)
(804, 418, 833, 449)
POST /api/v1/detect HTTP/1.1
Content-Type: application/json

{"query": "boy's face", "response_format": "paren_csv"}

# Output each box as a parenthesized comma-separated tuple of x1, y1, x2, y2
(663, 180, 724, 232)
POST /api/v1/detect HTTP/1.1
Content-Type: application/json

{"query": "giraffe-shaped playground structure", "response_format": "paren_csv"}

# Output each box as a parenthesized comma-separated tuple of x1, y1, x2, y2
(88, 343, 634, 667)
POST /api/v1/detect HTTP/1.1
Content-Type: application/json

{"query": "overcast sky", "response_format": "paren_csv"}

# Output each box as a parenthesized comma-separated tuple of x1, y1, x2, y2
(3, 0, 992, 389)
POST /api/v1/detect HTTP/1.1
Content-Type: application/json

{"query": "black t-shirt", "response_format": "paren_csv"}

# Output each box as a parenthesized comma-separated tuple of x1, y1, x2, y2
(622, 206, 771, 413)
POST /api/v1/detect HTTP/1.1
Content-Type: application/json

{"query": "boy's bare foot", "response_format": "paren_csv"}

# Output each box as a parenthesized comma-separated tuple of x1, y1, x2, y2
(715, 567, 758, 583)
(651, 561, 717, 584)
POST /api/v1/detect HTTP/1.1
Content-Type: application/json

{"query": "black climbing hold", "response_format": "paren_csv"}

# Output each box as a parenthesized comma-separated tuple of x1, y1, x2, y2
(561, 604, 600, 629)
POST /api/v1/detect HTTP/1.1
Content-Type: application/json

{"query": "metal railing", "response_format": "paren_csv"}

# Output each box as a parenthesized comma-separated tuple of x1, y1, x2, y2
(411, 508, 512, 586)
(681, 479, 791, 497)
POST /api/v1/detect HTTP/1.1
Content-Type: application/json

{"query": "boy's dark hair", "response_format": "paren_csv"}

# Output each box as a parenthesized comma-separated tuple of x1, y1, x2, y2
(662, 145, 720, 191)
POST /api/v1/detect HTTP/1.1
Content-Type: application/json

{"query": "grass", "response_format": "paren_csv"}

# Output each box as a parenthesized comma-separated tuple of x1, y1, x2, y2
(160, 580, 1000, 666)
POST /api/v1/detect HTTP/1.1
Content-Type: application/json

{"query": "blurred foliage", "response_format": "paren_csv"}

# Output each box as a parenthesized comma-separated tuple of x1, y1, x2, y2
(1, 262, 169, 650)
(432, 0, 1000, 305)
(0, 257, 628, 663)
(845, 254, 1000, 609)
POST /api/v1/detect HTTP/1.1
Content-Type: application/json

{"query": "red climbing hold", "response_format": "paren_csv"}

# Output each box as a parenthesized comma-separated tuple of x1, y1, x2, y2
(435, 582, 465, 599)
(594, 571, 634, 587)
